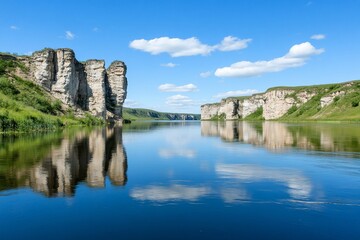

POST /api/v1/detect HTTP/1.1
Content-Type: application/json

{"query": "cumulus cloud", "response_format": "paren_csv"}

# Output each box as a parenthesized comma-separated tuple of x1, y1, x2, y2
(200, 71, 212, 78)
(311, 34, 326, 40)
(216, 36, 252, 51)
(129, 36, 250, 57)
(213, 89, 259, 99)
(165, 94, 195, 107)
(159, 83, 197, 92)
(10, 25, 19, 30)
(130, 184, 211, 202)
(161, 62, 178, 68)
(65, 31, 75, 40)
(215, 42, 324, 78)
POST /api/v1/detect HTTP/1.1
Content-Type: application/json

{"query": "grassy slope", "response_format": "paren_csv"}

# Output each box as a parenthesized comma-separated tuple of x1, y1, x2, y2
(279, 80, 360, 120)
(123, 107, 200, 120)
(0, 59, 103, 133)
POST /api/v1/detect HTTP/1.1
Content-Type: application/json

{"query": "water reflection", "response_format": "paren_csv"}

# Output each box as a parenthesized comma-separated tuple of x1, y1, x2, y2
(216, 164, 312, 200)
(0, 127, 127, 197)
(201, 121, 360, 155)
(130, 184, 211, 202)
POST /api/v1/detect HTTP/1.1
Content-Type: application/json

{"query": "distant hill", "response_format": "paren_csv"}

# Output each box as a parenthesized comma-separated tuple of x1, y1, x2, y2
(123, 107, 200, 120)
(201, 80, 360, 121)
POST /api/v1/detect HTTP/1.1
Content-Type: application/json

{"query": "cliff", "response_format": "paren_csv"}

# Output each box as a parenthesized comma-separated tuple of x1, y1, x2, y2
(201, 80, 360, 121)
(1, 48, 127, 122)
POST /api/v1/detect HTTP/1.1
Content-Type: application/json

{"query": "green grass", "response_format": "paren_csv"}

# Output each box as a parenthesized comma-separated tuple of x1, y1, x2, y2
(0, 59, 104, 133)
(210, 113, 226, 121)
(244, 107, 265, 120)
(280, 80, 360, 121)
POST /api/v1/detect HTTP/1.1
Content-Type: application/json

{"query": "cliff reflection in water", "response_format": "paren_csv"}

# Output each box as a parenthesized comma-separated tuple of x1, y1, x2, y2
(201, 121, 360, 154)
(0, 127, 127, 197)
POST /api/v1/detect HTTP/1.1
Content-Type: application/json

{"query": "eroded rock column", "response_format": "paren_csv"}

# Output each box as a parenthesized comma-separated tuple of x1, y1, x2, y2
(52, 49, 79, 106)
(84, 60, 107, 118)
(106, 61, 128, 121)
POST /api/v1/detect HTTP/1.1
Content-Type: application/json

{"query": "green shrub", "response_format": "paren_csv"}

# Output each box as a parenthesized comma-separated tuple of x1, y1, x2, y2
(287, 105, 298, 115)
(245, 107, 264, 120)
(79, 113, 104, 126)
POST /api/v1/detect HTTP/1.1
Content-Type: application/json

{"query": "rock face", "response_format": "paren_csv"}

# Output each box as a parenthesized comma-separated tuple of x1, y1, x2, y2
(53, 49, 79, 106)
(9, 48, 127, 121)
(84, 60, 107, 118)
(200, 84, 349, 120)
(106, 61, 127, 121)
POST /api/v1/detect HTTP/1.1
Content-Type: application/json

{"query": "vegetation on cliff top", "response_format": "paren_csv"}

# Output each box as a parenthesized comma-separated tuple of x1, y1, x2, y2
(0, 59, 104, 133)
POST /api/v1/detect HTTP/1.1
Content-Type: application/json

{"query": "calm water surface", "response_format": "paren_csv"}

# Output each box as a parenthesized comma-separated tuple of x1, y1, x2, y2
(1, 121, 360, 240)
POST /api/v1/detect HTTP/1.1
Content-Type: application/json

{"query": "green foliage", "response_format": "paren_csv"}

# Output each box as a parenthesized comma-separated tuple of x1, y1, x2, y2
(333, 96, 340, 103)
(280, 83, 360, 121)
(0, 59, 28, 76)
(244, 107, 264, 120)
(79, 113, 105, 126)
(0, 76, 62, 116)
(287, 105, 298, 115)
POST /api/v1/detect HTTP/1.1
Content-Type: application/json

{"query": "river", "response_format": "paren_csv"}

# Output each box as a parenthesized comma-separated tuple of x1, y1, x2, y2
(0, 121, 360, 239)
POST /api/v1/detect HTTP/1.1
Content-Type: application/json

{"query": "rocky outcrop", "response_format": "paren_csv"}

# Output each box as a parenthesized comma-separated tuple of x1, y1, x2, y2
(320, 90, 345, 108)
(201, 90, 307, 120)
(106, 61, 127, 121)
(84, 60, 107, 118)
(3, 48, 127, 121)
(201, 80, 359, 120)
(263, 90, 295, 119)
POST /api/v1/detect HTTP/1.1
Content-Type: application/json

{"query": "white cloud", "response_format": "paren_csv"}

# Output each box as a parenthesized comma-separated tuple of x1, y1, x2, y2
(166, 94, 195, 107)
(65, 31, 75, 40)
(130, 37, 213, 57)
(124, 99, 139, 108)
(311, 34, 326, 40)
(130, 184, 211, 202)
(213, 89, 259, 99)
(159, 83, 197, 92)
(216, 36, 252, 51)
(161, 62, 178, 68)
(10, 25, 19, 30)
(129, 36, 250, 57)
(215, 42, 324, 78)
(200, 71, 212, 78)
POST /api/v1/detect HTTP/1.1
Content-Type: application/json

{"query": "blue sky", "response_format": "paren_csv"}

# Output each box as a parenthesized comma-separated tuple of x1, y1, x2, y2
(1, 0, 360, 113)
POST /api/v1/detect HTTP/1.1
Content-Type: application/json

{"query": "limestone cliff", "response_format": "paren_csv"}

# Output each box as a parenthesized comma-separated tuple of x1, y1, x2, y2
(201, 80, 360, 121)
(3, 48, 127, 122)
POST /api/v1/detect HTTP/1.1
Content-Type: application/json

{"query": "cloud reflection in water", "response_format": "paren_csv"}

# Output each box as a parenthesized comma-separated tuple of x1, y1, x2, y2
(216, 164, 312, 200)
